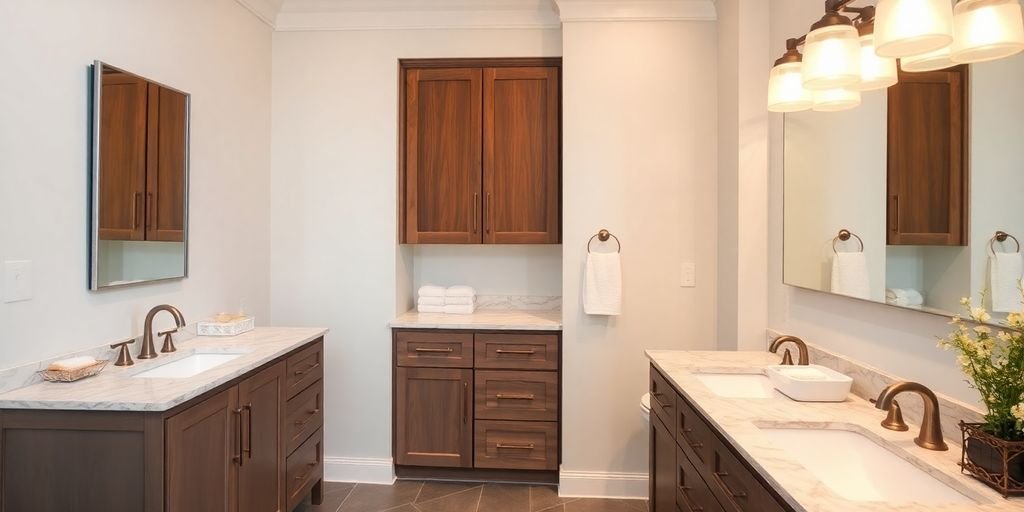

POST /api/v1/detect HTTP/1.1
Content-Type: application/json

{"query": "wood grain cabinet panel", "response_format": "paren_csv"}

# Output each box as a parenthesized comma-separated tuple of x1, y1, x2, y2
(165, 387, 239, 512)
(651, 413, 677, 512)
(238, 362, 286, 512)
(475, 370, 558, 421)
(396, 331, 474, 368)
(474, 420, 557, 470)
(474, 333, 558, 370)
(146, 84, 187, 242)
(286, 428, 324, 512)
(887, 66, 969, 246)
(98, 72, 148, 241)
(285, 379, 324, 454)
(676, 446, 724, 512)
(395, 367, 473, 468)
(286, 340, 324, 399)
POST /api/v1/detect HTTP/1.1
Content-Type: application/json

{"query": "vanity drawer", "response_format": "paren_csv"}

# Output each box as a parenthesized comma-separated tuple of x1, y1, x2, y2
(677, 446, 725, 512)
(707, 443, 786, 512)
(675, 392, 716, 467)
(286, 427, 323, 511)
(286, 340, 324, 399)
(474, 420, 558, 470)
(475, 370, 558, 421)
(396, 331, 474, 368)
(474, 333, 559, 370)
(285, 380, 323, 454)
(650, 367, 676, 436)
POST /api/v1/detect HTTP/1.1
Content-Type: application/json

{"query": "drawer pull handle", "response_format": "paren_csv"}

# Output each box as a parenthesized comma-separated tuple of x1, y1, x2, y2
(294, 462, 318, 481)
(651, 394, 672, 411)
(294, 362, 321, 376)
(496, 393, 535, 400)
(232, 407, 244, 466)
(495, 349, 535, 355)
(496, 443, 534, 450)
(713, 471, 748, 500)
(680, 427, 704, 449)
(295, 408, 321, 426)
(677, 483, 704, 512)
(415, 347, 454, 353)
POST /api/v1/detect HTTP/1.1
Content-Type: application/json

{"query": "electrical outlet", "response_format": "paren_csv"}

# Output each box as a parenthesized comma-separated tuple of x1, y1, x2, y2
(4, 260, 33, 303)
(680, 262, 696, 288)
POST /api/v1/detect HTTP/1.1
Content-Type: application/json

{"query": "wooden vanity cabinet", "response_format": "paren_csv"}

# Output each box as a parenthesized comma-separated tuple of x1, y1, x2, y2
(887, 65, 969, 246)
(400, 58, 561, 245)
(649, 366, 793, 512)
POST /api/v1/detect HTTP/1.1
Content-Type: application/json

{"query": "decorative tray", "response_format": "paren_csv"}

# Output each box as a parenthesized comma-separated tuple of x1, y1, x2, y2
(38, 360, 109, 383)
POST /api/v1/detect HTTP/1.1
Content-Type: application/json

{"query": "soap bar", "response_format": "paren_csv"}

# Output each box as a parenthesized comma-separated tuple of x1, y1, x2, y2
(47, 356, 98, 372)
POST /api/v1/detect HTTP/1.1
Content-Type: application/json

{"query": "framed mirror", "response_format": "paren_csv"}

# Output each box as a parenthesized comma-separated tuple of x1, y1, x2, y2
(89, 62, 190, 290)
(783, 53, 1024, 325)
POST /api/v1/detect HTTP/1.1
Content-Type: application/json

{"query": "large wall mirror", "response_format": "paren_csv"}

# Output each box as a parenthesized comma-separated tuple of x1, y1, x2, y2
(784, 53, 1024, 324)
(90, 62, 189, 290)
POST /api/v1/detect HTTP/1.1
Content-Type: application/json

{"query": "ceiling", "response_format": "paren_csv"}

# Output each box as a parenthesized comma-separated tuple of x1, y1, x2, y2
(235, 0, 717, 31)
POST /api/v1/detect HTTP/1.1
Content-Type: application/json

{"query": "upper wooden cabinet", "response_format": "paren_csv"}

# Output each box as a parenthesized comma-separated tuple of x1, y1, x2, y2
(401, 58, 561, 244)
(887, 65, 969, 246)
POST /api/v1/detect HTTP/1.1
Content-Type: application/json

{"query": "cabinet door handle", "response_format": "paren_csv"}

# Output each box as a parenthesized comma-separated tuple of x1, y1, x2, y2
(495, 349, 535, 355)
(414, 347, 453, 353)
(462, 381, 469, 425)
(295, 408, 321, 427)
(496, 393, 535, 400)
(294, 362, 320, 376)
(892, 195, 899, 232)
(496, 443, 534, 450)
(712, 470, 748, 500)
(243, 403, 253, 460)
(233, 407, 244, 466)
(132, 193, 141, 229)
(485, 192, 493, 235)
(473, 193, 479, 234)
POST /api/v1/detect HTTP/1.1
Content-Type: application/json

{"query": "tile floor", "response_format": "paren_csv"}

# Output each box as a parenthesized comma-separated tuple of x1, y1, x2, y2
(294, 480, 649, 512)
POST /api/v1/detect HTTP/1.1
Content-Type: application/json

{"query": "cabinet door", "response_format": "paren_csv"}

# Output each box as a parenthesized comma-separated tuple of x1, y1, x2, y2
(887, 66, 968, 246)
(403, 68, 483, 244)
(395, 367, 473, 467)
(166, 387, 240, 512)
(651, 414, 677, 512)
(146, 84, 187, 242)
(483, 67, 560, 244)
(98, 71, 148, 241)
(238, 362, 285, 512)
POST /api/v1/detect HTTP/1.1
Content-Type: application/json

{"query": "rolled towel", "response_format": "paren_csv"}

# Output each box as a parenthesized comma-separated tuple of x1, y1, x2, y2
(830, 252, 870, 300)
(417, 296, 445, 306)
(444, 296, 475, 306)
(47, 356, 98, 372)
(446, 285, 476, 298)
(443, 304, 476, 315)
(418, 285, 446, 298)
(584, 252, 622, 315)
(990, 252, 1023, 313)
(885, 288, 924, 307)
(417, 304, 445, 313)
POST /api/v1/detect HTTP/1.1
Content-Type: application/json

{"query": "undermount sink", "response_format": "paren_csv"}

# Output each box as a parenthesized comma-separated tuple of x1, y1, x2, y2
(693, 373, 780, 399)
(132, 351, 246, 379)
(759, 426, 976, 505)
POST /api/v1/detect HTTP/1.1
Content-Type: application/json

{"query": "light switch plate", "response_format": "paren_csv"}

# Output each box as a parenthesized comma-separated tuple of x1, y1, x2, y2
(4, 260, 33, 303)
(680, 262, 696, 288)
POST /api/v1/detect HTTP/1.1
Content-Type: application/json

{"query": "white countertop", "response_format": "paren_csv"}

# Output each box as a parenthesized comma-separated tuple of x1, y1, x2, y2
(645, 350, 1021, 512)
(0, 327, 327, 412)
(390, 309, 562, 331)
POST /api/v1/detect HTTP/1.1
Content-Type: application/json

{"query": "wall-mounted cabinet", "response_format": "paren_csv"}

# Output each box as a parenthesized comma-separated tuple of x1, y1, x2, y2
(400, 58, 561, 245)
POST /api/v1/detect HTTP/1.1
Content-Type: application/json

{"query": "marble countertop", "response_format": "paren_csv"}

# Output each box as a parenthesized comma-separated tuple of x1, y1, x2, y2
(389, 309, 562, 331)
(645, 350, 1021, 512)
(0, 327, 327, 412)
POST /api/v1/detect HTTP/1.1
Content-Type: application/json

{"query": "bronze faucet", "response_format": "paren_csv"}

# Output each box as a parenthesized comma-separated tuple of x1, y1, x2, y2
(769, 335, 809, 365)
(874, 381, 948, 451)
(139, 305, 186, 359)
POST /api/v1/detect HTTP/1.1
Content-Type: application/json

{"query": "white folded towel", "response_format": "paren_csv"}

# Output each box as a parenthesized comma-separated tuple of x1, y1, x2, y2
(417, 296, 445, 306)
(446, 285, 476, 298)
(885, 288, 923, 307)
(830, 252, 870, 300)
(418, 285, 446, 298)
(584, 252, 622, 315)
(990, 252, 1023, 313)
(443, 304, 476, 315)
(48, 356, 98, 372)
(444, 296, 474, 306)
(417, 304, 445, 313)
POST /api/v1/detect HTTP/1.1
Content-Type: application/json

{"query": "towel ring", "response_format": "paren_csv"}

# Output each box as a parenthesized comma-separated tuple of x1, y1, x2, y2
(587, 229, 621, 253)
(989, 231, 1020, 256)
(832, 229, 864, 254)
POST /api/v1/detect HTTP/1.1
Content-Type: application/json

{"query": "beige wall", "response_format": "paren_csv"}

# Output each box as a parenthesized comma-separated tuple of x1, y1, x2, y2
(0, 0, 272, 368)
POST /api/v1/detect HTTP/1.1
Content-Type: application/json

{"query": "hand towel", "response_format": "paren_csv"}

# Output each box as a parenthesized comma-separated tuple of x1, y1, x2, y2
(443, 304, 476, 315)
(418, 285, 446, 298)
(990, 252, 1023, 313)
(417, 296, 445, 306)
(47, 356, 98, 372)
(444, 296, 475, 306)
(417, 304, 445, 314)
(584, 252, 622, 315)
(830, 252, 870, 300)
(446, 285, 476, 298)
(885, 288, 923, 307)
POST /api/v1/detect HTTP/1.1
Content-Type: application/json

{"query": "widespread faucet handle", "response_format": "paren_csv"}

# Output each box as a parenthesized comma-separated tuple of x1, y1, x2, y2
(870, 398, 909, 432)
(158, 328, 179, 354)
(110, 338, 136, 367)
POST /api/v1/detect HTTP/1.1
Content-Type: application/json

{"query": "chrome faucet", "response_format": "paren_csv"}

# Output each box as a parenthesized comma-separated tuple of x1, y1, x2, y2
(769, 335, 809, 365)
(139, 304, 186, 359)
(875, 381, 948, 451)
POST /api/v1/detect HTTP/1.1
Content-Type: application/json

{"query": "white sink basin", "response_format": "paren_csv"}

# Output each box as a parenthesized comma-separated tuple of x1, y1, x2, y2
(694, 373, 780, 399)
(132, 352, 245, 379)
(760, 427, 976, 505)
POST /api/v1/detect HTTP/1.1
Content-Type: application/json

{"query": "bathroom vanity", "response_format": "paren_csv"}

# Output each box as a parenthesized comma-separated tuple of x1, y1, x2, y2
(0, 327, 325, 512)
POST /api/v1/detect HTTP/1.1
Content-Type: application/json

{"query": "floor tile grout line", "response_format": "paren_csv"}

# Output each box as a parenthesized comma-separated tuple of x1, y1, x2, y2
(413, 484, 484, 506)
(472, 484, 484, 512)
(336, 482, 357, 511)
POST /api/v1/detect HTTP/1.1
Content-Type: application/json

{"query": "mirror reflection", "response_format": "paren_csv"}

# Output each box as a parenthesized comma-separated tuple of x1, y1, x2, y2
(90, 62, 189, 289)
(784, 53, 1024, 323)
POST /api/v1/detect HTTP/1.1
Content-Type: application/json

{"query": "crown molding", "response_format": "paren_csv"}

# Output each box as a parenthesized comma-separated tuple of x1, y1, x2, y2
(235, 0, 285, 27)
(273, 0, 561, 31)
(554, 0, 717, 22)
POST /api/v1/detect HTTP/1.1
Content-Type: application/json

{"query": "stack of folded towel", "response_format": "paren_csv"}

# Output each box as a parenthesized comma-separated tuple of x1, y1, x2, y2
(885, 288, 924, 308)
(417, 285, 477, 314)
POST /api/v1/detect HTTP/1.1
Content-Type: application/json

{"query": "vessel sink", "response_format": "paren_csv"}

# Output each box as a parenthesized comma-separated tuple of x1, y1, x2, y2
(132, 351, 245, 379)
(760, 427, 976, 505)
(693, 373, 780, 399)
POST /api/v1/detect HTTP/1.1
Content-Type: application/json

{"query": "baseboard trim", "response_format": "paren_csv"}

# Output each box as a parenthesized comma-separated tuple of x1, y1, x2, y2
(558, 470, 649, 499)
(323, 457, 395, 484)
